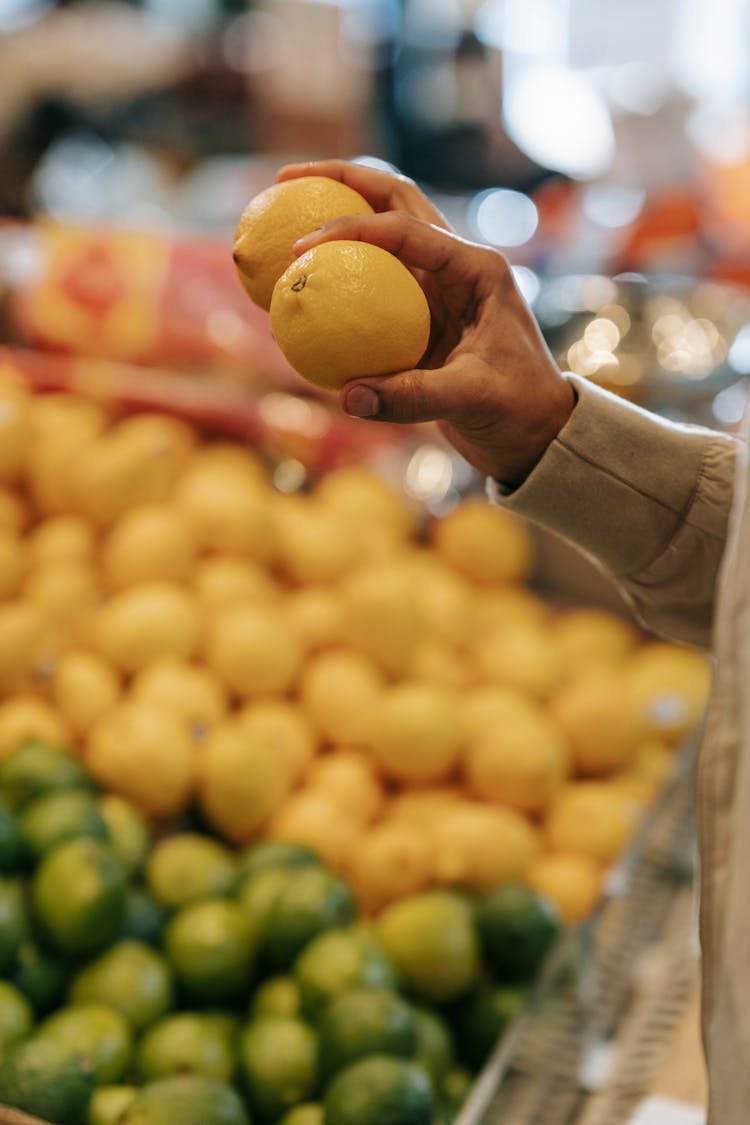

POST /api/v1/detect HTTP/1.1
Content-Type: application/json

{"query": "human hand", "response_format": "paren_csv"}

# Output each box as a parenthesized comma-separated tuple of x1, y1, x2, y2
(276, 160, 574, 488)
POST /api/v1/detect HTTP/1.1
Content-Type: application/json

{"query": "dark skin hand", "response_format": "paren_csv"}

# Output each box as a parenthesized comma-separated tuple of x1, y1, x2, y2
(276, 159, 575, 490)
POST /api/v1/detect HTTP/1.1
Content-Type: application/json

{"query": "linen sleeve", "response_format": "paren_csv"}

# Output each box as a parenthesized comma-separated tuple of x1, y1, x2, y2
(487, 375, 740, 648)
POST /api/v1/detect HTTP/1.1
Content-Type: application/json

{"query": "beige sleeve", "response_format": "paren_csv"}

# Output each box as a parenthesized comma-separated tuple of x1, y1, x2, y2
(488, 375, 739, 648)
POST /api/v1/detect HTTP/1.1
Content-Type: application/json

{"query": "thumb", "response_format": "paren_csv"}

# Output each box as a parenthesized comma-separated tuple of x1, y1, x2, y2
(340, 360, 474, 426)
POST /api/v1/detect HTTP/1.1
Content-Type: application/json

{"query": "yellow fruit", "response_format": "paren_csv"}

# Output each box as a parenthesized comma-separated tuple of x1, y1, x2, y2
(410, 638, 469, 691)
(527, 852, 604, 925)
(25, 396, 106, 515)
(131, 658, 227, 737)
(266, 789, 360, 872)
(51, 650, 121, 738)
(304, 750, 385, 826)
(626, 641, 712, 744)
(233, 175, 374, 311)
(315, 466, 413, 540)
(25, 562, 99, 631)
(461, 684, 540, 742)
(348, 819, 433, 915)
(544, 781, 640, 866)
(0, 599, 44, 691)
(270, 240, 430, 391)
(463, 709, 570, 815)
(473, 622, 565, 700)
(236, 699, 317, 785)
(0, 695, 71, 759)
(0, 378, 31, 483)
(90, 582, 201, 674)
(549, 670, 648, 776)
(406, 555, 476, 648)
(474, 587, 549, 635)
(194, 556, 278, 610)
(174, 449, 275, 559)
(273, 496, 359, 586)
(552, 608, 637, 673)
(101, 504, 197, 589)
(431, 500, 533, 586)
(86, 699, 195, 819)
(386, 787, 465, 826)
(197, 720, 292, 843)
(364, 681, 464, 785)
(204, 603, 303, 698)
(0, 485, 28, 531)
(613, 738, 673, 807)
(283, 587, 345, 652)
(26, 515, 96, 567)
(339, 564, 424, 678)
(431, 802, 540, 892)
(0, 527, 25, 598)
(298, 649, 384, 746)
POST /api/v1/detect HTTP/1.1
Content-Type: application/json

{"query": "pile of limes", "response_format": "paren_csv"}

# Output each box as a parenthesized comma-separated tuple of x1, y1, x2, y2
(0, 739, 561, 1125)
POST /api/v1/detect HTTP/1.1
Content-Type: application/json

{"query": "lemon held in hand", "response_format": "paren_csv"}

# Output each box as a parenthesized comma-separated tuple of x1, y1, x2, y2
(270, 240, 431, 391)
(234, 175, 374, 311)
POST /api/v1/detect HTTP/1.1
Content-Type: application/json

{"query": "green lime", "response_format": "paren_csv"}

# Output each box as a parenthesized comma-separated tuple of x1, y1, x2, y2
(136, 1012, 238, 1083)
(476, 883, 560, 982)
(0, 742, 92, 810)
(9, 938, 67, 1016)
(70, 940, 175, 1032)
(236, 840, 320, 882)
(318, 987, 417, 1079)
(164, 897, 256, 1004)
(121, 886, 168, 945)
(0, 799, 24, 874)
(262, 867, 356, 971)
(251, 975, 303, 1020)
(88, 1084, 137, 1125)
(37, 1002, 133, 1084)
(146, 833, 237, 911)
(238, 1014, 319, 1121)
(120, 1074, 250, 1125)
(440, 1067, 473, 1109)
(98, 795, 152, 876)
(0, 1035, 95, 1124)
(19, 788, 108, 862)
(0, 980, 34, 1053)
(31, 837, 127, 957)
(411, 1006, 455, 1085)
(235, 865, 302, 945)
(279, 1103, 323, 1125)
(293, 924, 396, 1017)
(323, 1054, 433, 1125)
(451, 983, 528, 1070)
(0, 876, 28, 973)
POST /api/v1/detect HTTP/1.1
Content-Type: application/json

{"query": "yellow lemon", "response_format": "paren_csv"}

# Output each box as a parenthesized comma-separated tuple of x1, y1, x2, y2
(24, 562, 99, 633)
(364, 681, 464, 785)
(527, 852, 604, 926)
(386, 786, 465, 826)
(0, 527, 25, 599)
(197, 719, 292, 844)
(25, 395, 106, 514)
(304, 749, 385, 826)
(549, 669, 648, 776)
(193, 556, 278, 610)
(463, 710, 570, 816)
(233, 175, 374, 311)
(431, 499, 533, 586)
(0, 485, 28, 531)
(552, 608, 638, 674)
(101, 504, 197, 589)
(314, 465, 414, 540)
(86, 699, 195, 819)
(270, 240, 430, 390)
(626, 641, 712, 745)
(273, 495, 359, 586)
(544, 781, 640, 866)
(339, 563, 424, 678)
(0, 599, 44, 691)
(348, 819, 433, 915)
(174, 448, 275, 559)
(0, 377, 32, 483)
(473, 586, 550, 635)
(472, 622, 565, 700)
(131, 658, 227, 737)
(0, 695, 71, 760)
(405, 554, 476, 649)
(26, 515, 96, 567)
(204, 603, 303, 698)
(410, 638, 470, 691)
(90, 582, 201, 674)
(236, 699, 317, 784)
(431, 802, 540, 893)
(283, 586, 345, 652)
(51, 650, 121, 738)
(298, 648, 384, 746)
(266, 789, 360, 872)
(461, 684, 540, 742)
(613, 738, 674, 807)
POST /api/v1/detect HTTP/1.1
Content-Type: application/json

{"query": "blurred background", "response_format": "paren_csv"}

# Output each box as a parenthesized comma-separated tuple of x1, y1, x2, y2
(2, 0, 750, 437)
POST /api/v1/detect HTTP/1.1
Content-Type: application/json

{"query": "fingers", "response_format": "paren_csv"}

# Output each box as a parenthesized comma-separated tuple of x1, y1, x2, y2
(276, 159, 450, 228)
(339, 359, 478, 427)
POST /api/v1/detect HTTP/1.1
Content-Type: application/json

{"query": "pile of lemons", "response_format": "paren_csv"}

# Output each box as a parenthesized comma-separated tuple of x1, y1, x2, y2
(0, 363, 711, 926)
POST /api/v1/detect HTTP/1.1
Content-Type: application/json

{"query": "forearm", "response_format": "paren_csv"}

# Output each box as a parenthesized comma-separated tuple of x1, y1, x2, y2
(489, 375, 739, 648)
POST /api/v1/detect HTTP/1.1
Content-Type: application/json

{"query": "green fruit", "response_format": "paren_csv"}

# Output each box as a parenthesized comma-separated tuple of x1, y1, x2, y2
(279, 1103, 323, 1125)
(136, 1012, 238, 1083)
(121, 887, 168, 945)
(236, 865, 302, 945)
(88, 1084, 138, 1125)
(318, 988, 417, 1079)
(238, 1015, 319, 1120)
(10, 938, 67, 1016)
(37, 1002, 133, 1084)
(451, 983, 528, 1070)
(293, 925, 396, 1017)
(164, 898, 256, 1004)
(120, 1074, 250, 1125)
(411, 1006, 455, 1085)
(251, 976, 303, 1020)
(236, 840, 320, 882)
(0, 799, 24, 873)
(0, 742, 92, 810)
(146, 833, 237, 911)
(0, 1036, 95, 1125)
(0, 876, 27, 974)
(476, 883, 560, 982)
(31, 837, 126, 957)
(70, 940, 175, 1032)
(19, 788, 108, 861)
(323, 1054, 432, 1125)
(98, 794, 152, 876)
(440, 1067, 473, 1109)
(0, 980, 34, 1053)
(262, 867, 355, 971)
